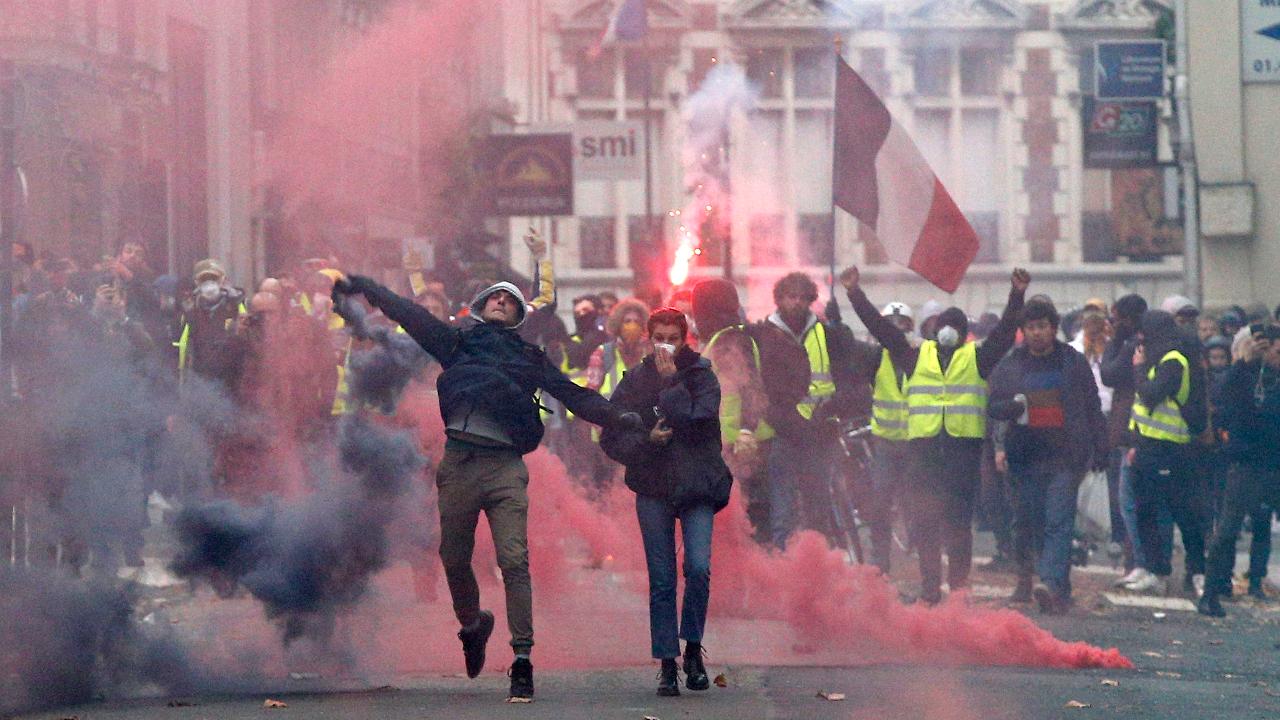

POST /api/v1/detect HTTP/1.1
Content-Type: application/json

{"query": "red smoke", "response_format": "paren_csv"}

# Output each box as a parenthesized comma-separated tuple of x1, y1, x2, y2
(295, 382, 1130, 675)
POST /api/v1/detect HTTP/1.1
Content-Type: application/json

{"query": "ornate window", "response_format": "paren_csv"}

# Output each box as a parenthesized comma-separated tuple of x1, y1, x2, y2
(910, 45, 1007, 263)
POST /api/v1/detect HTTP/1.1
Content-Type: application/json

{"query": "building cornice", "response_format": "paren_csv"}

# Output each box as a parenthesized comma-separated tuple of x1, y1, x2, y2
(558, 0, 692, 32)
(1056, 0, 1172, 32)
(721, 0, 868, 31)
(887, 0, 1028, 31)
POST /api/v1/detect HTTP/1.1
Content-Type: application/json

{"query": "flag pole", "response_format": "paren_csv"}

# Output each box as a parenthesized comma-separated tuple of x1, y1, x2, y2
(829, 37, 842, 302)
(641, 30, 656, 302)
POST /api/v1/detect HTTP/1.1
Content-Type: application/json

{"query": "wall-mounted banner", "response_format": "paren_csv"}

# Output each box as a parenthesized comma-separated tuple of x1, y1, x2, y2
(1082, 97, 1158, 168)
(1095, 40, 1165, 100)
(484, 134, 574, 217)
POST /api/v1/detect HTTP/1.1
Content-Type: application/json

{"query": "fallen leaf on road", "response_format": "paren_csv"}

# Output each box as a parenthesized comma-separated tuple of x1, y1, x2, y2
(714, 674, 728, 688)
(1266, 689, 1280, 698)
(1170, 640, 1184, 645)
(1155, 671, 1182, 678)
(1101, 679, 1119, 687)
(1064, 700, 1091, 709)
(1141, 651, 1164, 658)
(817, 691, 846, 701)
(1209, 640, 1224, 646)
(506, 697, 533, 704)
(1251, 680, 1269, 687)
(264, 699, 288, 709)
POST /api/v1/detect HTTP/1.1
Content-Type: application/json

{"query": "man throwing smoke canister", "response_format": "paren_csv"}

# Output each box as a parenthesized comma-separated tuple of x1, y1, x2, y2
(332, 275, 641, 701)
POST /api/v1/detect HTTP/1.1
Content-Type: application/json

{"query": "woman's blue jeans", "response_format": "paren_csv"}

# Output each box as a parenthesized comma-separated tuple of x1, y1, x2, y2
(636, 495, 715, 659)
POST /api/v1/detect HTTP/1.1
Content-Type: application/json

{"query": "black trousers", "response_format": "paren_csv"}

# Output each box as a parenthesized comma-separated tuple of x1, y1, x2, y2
(909, 435, 982, 600)
(1206, 464, 1280, 596)
(1132, 441, 1208, 577)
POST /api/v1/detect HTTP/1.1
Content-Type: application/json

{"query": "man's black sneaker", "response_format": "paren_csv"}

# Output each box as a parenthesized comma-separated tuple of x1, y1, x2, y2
(1197, 593, 1227, 618)
(1009, 577, 1033, 604)
(508, 657, 534, 700)
(458, 610, 494, 679)
(657, 658, 680, 696)
(1249, 579, 1268, 601)
(683, 642, 709, 691)
(1033, 584, 1068, 616)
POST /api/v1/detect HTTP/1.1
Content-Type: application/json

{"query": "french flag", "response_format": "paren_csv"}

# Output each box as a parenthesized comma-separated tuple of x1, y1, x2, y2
(590, 0, 648, 58)
(832, 56, 979, 294)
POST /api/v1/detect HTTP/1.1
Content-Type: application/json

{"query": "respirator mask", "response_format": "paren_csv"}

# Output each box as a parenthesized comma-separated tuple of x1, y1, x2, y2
(197, 280, 221, 303)
(937, 325, 961, 349)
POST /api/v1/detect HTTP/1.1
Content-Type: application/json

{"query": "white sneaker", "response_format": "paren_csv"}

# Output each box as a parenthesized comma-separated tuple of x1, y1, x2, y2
(1192, 574, 1206, 598)
(1125, 571, 1167, 594)
(1115, 568, 1145, 587)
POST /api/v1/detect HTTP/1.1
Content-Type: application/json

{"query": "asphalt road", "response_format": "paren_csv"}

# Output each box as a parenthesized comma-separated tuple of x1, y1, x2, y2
(14, 556, 1280, 720)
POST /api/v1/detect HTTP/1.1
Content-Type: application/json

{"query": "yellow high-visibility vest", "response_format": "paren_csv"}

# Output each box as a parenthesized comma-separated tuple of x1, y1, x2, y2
(174, 302, 247, 384)
(330, 337, 354, 416)
(1129, 350, 1191, 444)
(703, 326, 774, 444)
(871, 348, 910, 441)
(906, 341, 987, 440)
(796, 322, 836, 420)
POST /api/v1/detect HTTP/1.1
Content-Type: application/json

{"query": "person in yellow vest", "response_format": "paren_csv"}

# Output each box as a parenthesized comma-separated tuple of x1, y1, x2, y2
(588, 298, 652, 397)
(579, 298, 650, 490)
(1123, 309, 1210, 596)
(759, 272, 858, 550)
(175, 258, 246, 389)
(841, 264, 1029, 605)
(691, 278, 774, 541)
(858, 301, 919, 574)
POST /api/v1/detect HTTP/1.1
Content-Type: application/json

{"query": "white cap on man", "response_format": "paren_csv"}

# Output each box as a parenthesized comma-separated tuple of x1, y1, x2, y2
(881, 302, 914, 321)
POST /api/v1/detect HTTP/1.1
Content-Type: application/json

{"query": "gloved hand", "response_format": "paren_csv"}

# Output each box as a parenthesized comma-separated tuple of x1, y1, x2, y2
(824, 295, 842, 324)
(332, 274, 374, 303)
(615, 411, 645, 433)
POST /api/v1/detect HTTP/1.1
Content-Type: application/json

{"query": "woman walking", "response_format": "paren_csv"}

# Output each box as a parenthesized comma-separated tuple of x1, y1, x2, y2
(600, 307, 732, 696)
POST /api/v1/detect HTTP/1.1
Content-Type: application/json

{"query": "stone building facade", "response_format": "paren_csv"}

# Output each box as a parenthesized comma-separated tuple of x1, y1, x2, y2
(494, 0, 1188, 317)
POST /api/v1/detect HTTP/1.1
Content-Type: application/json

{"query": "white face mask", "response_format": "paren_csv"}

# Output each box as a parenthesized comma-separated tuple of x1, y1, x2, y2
(653, 342, 677, 356)
(937, 325, 961, 348)
(197, 280, 221, 302)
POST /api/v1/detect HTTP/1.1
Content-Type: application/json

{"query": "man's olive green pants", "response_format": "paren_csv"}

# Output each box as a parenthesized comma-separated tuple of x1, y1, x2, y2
(436, 443, 533, 652)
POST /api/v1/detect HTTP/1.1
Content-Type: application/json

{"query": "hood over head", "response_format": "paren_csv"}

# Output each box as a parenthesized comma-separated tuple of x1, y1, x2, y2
(1140, 309, 1182, 360)
(469, 281, 528, 328)
(692, 278, 742, 336)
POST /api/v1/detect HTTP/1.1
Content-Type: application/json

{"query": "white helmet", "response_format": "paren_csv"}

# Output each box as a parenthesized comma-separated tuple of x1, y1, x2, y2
(881, 302, 914, 321)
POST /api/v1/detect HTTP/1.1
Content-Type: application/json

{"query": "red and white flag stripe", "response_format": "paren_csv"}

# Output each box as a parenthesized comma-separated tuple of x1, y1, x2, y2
(832, 56, 979, 294)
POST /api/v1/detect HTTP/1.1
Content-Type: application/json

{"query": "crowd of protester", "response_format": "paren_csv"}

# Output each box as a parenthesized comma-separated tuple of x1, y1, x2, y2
(6, 233, 1280, 696)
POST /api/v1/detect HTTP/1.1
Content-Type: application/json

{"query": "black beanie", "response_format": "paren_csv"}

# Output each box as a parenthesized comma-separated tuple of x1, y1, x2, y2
(693, 279, 739, 318)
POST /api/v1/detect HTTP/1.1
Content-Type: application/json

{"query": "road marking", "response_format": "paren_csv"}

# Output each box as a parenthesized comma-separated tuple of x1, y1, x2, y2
(1102, 593, 1197, 611)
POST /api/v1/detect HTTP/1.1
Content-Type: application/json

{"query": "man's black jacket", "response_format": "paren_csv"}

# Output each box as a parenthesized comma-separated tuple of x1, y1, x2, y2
(599, 346, 733, 511)
(340, 276, 622, 454)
